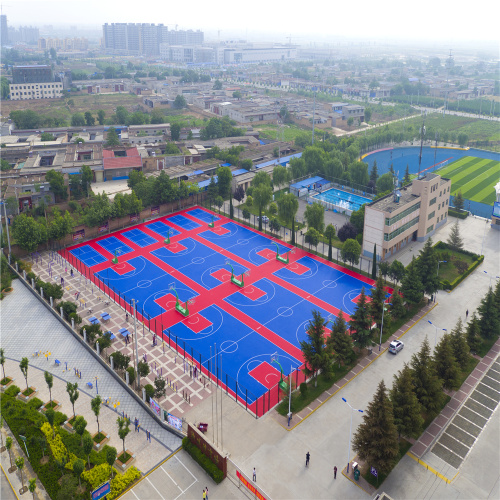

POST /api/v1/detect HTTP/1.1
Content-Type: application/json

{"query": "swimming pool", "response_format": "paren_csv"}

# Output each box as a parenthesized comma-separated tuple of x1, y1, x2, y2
(313, 187, 372, 212)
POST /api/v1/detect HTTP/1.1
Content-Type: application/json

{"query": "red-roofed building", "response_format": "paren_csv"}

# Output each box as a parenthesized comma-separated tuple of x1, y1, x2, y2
(102, 147, 143, 180)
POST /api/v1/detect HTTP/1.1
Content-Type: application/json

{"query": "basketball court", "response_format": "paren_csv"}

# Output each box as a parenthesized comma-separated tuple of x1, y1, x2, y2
(62, 207, 377, 416)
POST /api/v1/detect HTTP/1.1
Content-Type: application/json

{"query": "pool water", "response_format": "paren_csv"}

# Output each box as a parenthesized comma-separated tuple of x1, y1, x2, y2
(314, 187, 372, 212)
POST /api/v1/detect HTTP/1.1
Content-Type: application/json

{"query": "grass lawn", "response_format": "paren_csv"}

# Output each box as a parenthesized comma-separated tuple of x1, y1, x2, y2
(255, 123, 311, 142)
(436, 156, 500, 205)
(436, 252, 476, 283)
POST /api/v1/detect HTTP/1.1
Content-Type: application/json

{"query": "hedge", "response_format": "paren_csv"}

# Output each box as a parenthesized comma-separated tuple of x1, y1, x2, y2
(442, 255, 484, 291)
(182, 437, 224, 484)
(448, 207, 468, 219)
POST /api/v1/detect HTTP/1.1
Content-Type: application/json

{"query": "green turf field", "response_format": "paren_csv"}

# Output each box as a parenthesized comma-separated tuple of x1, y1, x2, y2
(436, 156, 500, 205)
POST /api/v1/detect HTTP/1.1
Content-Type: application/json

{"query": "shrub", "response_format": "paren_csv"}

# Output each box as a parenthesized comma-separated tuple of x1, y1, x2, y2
(81, 463, 115, 489)
(109, 466, 141, 499)
(27, 397, 44, 410)
(182, 437, 224, 483)
(4, 385, 20, 397)
(144, 384, 155, 402)
(300, 382, 308, 397)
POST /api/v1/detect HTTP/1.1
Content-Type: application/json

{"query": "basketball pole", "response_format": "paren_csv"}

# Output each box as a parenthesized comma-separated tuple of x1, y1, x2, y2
(210, 345, 214, 445)
(215, 343, 219, 448)
(220, 351, 223, 451)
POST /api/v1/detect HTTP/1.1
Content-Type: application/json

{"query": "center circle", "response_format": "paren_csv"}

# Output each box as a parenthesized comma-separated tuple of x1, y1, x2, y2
(137, 280, 152, 288)
(322, 280, 337, 288)
(220, 340, 238, 354)
(277, 306, 293, 317)
(237, 239, 249, 245)
(192, 257, 205, 264)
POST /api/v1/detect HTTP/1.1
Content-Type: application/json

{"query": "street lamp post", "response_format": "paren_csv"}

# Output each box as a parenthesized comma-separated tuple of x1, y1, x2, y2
(132, 299, 140, 388)
(379, 293, 392, 351)
(437, 260, 447, 276)
(342, 397, 363, 473)
(483, 270, 500, 288)
(428, 320, 447, 346)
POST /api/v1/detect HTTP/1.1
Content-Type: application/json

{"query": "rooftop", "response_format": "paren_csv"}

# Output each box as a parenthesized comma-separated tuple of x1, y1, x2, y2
(368, 184, 419, 213)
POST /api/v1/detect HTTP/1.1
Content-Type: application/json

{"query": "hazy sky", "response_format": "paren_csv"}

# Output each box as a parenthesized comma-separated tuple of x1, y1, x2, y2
(5, 0, 499, 43)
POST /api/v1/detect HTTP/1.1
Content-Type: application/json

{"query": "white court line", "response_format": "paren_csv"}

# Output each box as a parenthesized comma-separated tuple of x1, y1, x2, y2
(146, 476, 166, 500)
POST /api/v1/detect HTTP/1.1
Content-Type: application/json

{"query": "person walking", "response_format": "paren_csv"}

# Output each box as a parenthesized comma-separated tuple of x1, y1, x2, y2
(126, 313, 129, 323)
(306, 452, 310, 467)
(334, 466, 337, 479)
(202, 488, 206, 500)
(205, 486, 209, 500)
(466, 309, 469, 320)
(253, 467, 256, 482)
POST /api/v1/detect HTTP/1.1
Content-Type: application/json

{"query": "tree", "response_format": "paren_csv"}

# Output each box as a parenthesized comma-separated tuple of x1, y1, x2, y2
(216, 166, 232, 198)
(453, 191, 464, 211)
(46, 170, 68, 201)
(324, 224, 336, 261)
(29, 478, 37, 500)
(370, 275, 387, 331)
(105, 127, 120, 147)
(215, 195, 224, 213)
(6, 437, 13, 468)
(41, 132, 55, 141)
(173, 95, 187, 109)
(465, 312, 482, 354)
(401, 257, 423, 305)
(73, 459, 85, 487)
(170, 123, 181, 141)
(44, 371, 54, 405)
(97, 331, 112, 357)
(83, 434, 93, 470)
(377, 173, 395, 193)
(337, 222, 357, 242)
(116, 417, 130, 456)
(299, 310, 332, 386)
(447, 220, 464, 251)
(242, 208, 250, 221)
(97, 109, 106, 125)
(207, 176, 218, 207)
(45, 408, 56, 439)
(390, 364, 424, 439)
(349, 205, 365, 235)
(0, 348, 6, 382)
(270, 218, 281, 234)
(272, 165, 288, 191)
(341, 239, 361, 268)
(20, 357, 29, 392)
(349, 288, 372, 350)
(327, 311, 355, 367)
(370, 160, 378, 183)
(84, 111, 95, 126)
(347, 117, 354, 128)
(352, 380, 399, 475)
(74, 415, 87, 446)
(91, 395, 102, 435)
(477, 287, 499, 339)
(16, 457, 25, 490)
(81, 165, 93, 197)
(410, 336, 444, 416)
(154, 377, 167, 399)
(457, 133, 469, 148)
(277, 193, 299, 227)
(137, 360, 150, 378)
(372, 246, 378, 279)
(390, 288, 406, 319)
(253, 185, 273, 231)
(251, 171, 272, 189)
(66, 382, 79, 418)
(449, 318, 470, 367)
(378, 260, 391, 281)
(417, 238, 439, 296)
(106, 447, 117, 478)
(434, 333, 461, 390)
(213, 80, 223, 90)
(71, 113, 86, 127)
(403, 165, 411, 185)
(304, 228, 320, 250)
(110, 352, 130, 371)
(304, 202, 324, 233)
(389, 260, 405, 285)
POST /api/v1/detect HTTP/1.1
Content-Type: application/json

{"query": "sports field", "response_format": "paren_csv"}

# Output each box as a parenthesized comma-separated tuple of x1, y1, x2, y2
(61, 207, 381, 416)
(436, 156, 500, 205)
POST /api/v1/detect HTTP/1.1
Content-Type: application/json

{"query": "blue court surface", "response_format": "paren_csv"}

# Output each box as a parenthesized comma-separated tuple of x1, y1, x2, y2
(69, 245, 107, 267)
(186, 208, 221, 224)
(199, 222, 289, 266)
(166, 214, 201, 231)
(145, 221, 181, 239)
(122, 228, 158, 248)
(151, 238, 248, 290)
(97, 236, 134, 256)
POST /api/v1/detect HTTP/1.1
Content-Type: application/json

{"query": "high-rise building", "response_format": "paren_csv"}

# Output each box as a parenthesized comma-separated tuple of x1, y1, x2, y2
(13, 65, 53, 84)
(1, 15, 8, 46)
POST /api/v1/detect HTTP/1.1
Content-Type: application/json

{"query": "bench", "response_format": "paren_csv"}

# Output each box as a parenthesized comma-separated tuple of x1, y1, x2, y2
(55, 359, 61, 367)
(198, 423, 208, 433)
(86, 382, 93, 389)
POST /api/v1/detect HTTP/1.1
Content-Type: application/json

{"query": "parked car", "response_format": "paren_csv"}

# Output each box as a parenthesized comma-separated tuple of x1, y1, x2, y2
(388, 340, 404, 354)
(258, 216, 269, 223)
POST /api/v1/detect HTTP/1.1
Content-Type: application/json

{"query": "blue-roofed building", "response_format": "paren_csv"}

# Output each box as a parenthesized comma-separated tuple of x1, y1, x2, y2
(197, 176, 218, 190)
(290, 176, 325, 196)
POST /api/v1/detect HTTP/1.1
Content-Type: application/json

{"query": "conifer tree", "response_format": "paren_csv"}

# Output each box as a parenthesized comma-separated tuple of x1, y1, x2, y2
(369, 275, 387, 331)
(447, 220, 464, 251)
(401, 257, 423, 305)
(371, 245, 377, 279)
(434, 333, 461, 391)
(410, 336, 444, 416)
(390, 288, 406, 319)
(300, 310, 332, 386)
(370, 160, 378, 183)
(478, 287, 500, 339)
(327, 311, 355, 368)
(465, 312, 482, 354)
(352, 380, 399, 475)
(404, 164, 411, 184)
(417, 238, 439, 296)
(494, 280, 500, 311)
(349, 288, 373, 350)
(390, 363, 424, 440)
(449, 318, 470, 367)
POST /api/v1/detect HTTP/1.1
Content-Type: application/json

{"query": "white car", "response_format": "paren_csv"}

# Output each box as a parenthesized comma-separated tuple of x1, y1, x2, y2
(388, 340, 404, 354)
(258, 216, 269, 224)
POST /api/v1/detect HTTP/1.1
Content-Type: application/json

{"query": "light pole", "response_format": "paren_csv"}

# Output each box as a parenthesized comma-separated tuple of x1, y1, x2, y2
(428, 320, 447, 346)
(483, 270, 500, 288)
(342, 397, 363, 473)
(132, 299, 140, 388)
(480, 219, 488, 256)
(437, 260, 447, 276)
(379, 293, 392, 351)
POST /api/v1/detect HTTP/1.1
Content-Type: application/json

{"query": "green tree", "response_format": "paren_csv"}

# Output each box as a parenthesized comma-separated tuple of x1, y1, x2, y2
(253, 184, 273, 231)
(44, 371, 54, 405)
(410, 337, 444, 416)
(1, 76, 10, 100)
(434, 333, 461, 390)
(347, 117, 354, 128)
(216, 165, 232, 198)
(1, 159, 11, 171)
(41, 132, 55, 141)
(376, 172, 394, 193)
(91, 395, 102, 435)
(71, 113, 85, 127)
(327, 310, 355, 367)
(401, 257, 423, 305)
(74, 415, 87, 446)
(369, 275, 387, 331)
(83, 434, 93, 469)
(105, 127, 120, 147)
(137, 360, 150, 378)
(389, 260, 405, 285)
(370, 160, 378, 183)
(84, 111, 95, 126)
(173, 95, 187, 109)
(417, 238, 439, 296)
(0, 348, 6, 381)
(116, 417, 130, 456)
(477, 287, 499, 339)
(16, 457, 25, 490)
(372, 246, 378, 279)
(251, 171, 272, 189)
(66, 382, 79, 418)
(352, 380, 399, 475)
(170, 123, 181, 141)
(277, 193, 299, 227)
(20, 357, 29, 392)
(6, 437, 13, 468)
(81, 165, 93, 197)
(304, 202, 324, 233)
(390, 364, 424, 439)
(378, 260, 390, 281)
(127, 170, 146, 190)
(403, 165, 411, 185)
(45, 408, 56, 439)
(207, 176, 218, 207)
(299, 310, 332, 386)
(272, 165, 288, 191)
(457, 133, 469, 148)
(73, 458, 85, 487)
(29, 478, 37, 499)
(453, 190, 464, 211)
(350, 205, 365, 235)
(390, 288, 406, 319)
(215, 195, 224, 213)
(349, 288, 372, 350)
(447, 220, 464, 251)
(154, 377, 167, 398)
(449, 318, 470, 367)
(46, 170, 68, 201)
(465, 312, 482, 354)
(341, 239, 361, 268)
(324, 224, 336, 261)
(97, 109, 106, 125)
(213, 80, 223, 90)
(270, 218, 281, 234)
(106, 447, 117, 478)
(349, 161, 370, 187)
(304, 227, 320, 250)
(110, 352, 130, 371)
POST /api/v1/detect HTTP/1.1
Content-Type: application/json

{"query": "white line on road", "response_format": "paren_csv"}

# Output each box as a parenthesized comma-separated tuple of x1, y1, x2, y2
(161, 466, 180, 490)
(146, 476, 166, 500)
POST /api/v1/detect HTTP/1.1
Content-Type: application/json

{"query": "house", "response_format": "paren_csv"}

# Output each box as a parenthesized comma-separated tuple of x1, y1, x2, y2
(102, 147, 143, 181)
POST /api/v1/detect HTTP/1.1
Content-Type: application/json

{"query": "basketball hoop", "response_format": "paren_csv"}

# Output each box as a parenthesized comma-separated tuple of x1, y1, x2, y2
(243, 270, 251, 278)
(187, 297, 196, 306)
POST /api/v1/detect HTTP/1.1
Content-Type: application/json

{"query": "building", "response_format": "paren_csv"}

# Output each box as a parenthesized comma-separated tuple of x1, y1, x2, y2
(38, 37, 89, 51)
(9, 81, 63, 100)
(1, 15, 8, 46)
(13, 65, 53, 84)
(330, 102, 365, 126)
(362, 173, 451, 261)
(102, 147, 143, 181)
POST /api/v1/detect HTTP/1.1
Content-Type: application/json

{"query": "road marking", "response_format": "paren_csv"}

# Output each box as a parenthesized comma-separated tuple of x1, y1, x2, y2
(130, 487, 141, 500)
(146, 476, 166, 500)
(161, 465, 180, 489)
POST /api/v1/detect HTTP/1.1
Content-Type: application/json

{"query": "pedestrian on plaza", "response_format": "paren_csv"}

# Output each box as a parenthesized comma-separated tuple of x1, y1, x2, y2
(134, 418, 138, 431)
(306, 452, 310, 467)
(253, 468, 256, 482)
(466, 309, 469, 319)
(205, 486, 208, 500)
(334, 466, 337, 479)
(126, 313, 129, 323)
(202, 489, 206, 500)
(71, 269, 74, 277)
